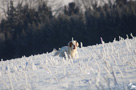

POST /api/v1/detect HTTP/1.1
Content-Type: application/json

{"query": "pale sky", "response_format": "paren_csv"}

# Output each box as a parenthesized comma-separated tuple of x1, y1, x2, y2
(63, 0, 73, 5)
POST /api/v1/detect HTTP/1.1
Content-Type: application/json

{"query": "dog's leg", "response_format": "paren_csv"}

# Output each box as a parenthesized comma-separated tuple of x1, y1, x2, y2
(64, 52, 69, 59)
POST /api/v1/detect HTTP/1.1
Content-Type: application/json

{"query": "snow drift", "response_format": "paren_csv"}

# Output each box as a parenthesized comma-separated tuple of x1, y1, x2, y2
(0, 35, 136, 90)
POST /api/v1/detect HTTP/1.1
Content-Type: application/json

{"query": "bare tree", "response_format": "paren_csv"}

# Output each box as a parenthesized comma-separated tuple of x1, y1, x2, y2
(74, 0, 95, 10)
(0, 0, 9, 20)
(74, 0, 116, 11)
(48, 0, 66, 16)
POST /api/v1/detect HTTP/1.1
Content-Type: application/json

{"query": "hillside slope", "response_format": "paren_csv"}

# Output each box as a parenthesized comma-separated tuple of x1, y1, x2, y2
(0, 36, 136, 90)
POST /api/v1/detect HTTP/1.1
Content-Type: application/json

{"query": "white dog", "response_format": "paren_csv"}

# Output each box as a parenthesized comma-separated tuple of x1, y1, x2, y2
(54, 40, 79, 59)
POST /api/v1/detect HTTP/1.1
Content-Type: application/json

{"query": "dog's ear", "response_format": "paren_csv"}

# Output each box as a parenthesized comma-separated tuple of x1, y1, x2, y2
(76, 41, 79, 47)
(68, 41, 72, 47)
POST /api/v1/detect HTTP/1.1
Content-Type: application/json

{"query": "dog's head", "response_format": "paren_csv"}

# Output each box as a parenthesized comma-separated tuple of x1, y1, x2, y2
(68, 40, 79, 50)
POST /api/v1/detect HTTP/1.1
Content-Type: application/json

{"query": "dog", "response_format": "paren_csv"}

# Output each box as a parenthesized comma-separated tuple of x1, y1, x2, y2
(54, 40, 79, 59)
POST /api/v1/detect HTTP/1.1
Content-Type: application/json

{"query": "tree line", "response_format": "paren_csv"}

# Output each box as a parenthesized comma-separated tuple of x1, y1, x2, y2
(0, 0, 136, 60)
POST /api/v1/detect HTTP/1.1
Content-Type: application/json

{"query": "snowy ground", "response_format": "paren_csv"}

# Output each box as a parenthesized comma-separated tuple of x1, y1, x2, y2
(0, 0, 116, 20)
(0, 35, 136, 90)
(0, 0, 73, 20)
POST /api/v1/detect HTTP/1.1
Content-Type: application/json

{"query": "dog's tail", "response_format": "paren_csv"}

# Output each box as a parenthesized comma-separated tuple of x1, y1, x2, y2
(54, 51, 59, 56)
(53, 49, 59, 56)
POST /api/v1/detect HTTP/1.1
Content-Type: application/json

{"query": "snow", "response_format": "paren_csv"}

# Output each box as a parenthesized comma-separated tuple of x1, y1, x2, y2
(0, 0, 74, 19)
(0, 0, 115, 19)
(0, 35, 136, 90)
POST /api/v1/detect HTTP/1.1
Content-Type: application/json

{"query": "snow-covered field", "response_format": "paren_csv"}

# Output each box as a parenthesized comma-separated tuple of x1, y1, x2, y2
(0, 0, 73, 20)
(0, 35, 136, 90)
(0, 0, 116, 20)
